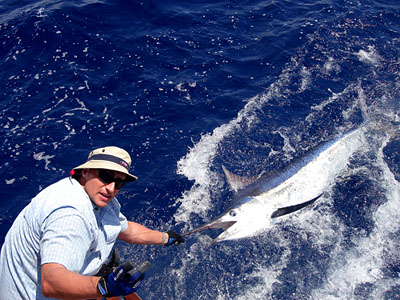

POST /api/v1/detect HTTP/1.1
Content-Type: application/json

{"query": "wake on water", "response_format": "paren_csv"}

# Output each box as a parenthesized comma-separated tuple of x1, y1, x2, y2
(168, 12, 400, 300)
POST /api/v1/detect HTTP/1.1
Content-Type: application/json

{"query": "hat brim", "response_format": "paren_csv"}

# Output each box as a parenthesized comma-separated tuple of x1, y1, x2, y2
(74, 160, 138, 181)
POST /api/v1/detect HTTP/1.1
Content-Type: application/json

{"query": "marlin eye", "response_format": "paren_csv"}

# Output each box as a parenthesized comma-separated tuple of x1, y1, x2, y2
(229, 210, 236, 217)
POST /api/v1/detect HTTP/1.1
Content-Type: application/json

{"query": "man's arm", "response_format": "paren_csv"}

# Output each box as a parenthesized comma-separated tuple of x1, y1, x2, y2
(41, 263, 101, 300)
(118, 221, 166, 245)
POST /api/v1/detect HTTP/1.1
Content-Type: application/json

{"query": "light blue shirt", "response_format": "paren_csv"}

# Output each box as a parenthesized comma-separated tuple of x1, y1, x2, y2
(0, 177, 128, 300)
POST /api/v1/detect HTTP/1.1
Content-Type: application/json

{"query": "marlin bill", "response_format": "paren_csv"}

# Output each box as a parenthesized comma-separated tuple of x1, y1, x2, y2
(183, 126, 366, 243)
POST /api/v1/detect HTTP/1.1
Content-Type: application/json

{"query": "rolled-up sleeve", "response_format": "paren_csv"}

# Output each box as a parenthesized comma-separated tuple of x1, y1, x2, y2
(119, 211, 128, 233)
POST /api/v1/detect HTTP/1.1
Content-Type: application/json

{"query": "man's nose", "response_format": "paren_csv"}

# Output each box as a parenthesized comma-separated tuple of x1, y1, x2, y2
(105, 181, 116, 192)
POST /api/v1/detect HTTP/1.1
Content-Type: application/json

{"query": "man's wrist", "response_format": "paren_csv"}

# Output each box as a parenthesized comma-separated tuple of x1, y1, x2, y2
(97, 277, 110, 297)
(161, 232, 167, 245)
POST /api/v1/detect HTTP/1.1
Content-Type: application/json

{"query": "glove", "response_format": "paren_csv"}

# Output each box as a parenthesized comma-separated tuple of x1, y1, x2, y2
(97, 261, 147, 297)
(165, 230, 185, 246)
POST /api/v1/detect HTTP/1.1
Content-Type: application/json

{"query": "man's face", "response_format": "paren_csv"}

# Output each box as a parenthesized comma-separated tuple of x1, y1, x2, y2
(81, 169, 127, 208)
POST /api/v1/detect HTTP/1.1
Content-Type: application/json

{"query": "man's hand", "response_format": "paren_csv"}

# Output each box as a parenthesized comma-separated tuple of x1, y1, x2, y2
(97, 261, 147, 297)
(165, 230, 185, 246)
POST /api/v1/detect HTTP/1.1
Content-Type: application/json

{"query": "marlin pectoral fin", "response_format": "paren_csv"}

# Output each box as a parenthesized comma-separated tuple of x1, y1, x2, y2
(271, 193, 323, 218)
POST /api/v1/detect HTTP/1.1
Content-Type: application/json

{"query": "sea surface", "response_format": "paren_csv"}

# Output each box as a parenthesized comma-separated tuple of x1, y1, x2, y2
(1, 0, 400, 299)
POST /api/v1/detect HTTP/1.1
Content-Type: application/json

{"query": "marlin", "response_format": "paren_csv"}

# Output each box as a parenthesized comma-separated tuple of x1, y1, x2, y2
(183, 126, 366, 243)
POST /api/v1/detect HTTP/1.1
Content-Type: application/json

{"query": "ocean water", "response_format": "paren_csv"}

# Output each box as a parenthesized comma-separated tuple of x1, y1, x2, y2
(1, 0, 400, 299)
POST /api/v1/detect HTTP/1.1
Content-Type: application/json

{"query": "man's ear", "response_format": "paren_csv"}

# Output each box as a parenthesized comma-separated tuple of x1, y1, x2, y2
(79, 168, 91, 185)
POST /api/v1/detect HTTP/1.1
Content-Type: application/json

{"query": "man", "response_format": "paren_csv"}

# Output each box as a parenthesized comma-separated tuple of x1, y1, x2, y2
(0, 146, 184, 300)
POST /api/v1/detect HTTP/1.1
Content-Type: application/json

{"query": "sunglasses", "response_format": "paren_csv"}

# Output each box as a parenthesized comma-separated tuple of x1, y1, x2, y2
(97, 169, 127, 189)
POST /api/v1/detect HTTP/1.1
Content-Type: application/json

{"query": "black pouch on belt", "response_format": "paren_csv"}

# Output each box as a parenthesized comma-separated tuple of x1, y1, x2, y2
(95, 248, 121, 277)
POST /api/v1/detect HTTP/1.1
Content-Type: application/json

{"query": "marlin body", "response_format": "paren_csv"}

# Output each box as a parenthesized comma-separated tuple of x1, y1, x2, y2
(183, 127, 366, 243)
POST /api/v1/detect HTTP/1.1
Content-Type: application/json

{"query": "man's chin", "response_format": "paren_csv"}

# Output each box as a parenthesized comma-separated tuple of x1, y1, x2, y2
(93, 197, 111, 208)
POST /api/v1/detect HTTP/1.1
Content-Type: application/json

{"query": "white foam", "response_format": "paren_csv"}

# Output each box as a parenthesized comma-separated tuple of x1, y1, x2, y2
(33, 152, 55, 170)
(234, 243, 292, 300)
(174, 56, 304, 225)
(172, 32, 399, 299)
(175, 123, 234, 223)
(312, 131, 400, 299)
(356, 46, 381, 66)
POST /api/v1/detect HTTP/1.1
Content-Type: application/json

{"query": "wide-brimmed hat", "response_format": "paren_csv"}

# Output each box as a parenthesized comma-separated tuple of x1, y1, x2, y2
(73, 146, 138, 181)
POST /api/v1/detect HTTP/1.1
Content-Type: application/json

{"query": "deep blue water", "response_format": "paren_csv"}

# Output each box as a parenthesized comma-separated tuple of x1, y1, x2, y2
(1, 0, 400, 299)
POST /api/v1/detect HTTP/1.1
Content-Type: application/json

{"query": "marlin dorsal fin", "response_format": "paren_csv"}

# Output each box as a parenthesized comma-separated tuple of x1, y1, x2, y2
(222, 165, 259, 192)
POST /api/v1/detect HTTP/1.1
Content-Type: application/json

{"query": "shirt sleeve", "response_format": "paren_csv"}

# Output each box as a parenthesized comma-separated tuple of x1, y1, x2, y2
(40, 207, 93, 273)
(119, 211, 128, 232)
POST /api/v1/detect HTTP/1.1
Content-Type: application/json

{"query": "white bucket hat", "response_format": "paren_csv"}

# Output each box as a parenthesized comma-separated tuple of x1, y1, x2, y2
(73, 146, 138, 181)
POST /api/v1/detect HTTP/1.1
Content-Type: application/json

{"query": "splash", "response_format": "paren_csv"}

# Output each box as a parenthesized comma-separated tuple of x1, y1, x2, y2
(355, 46, 381, 66)
(174, 48, 313, 225)
(172, 11, 400, 300)
(312, 132, 400, 299)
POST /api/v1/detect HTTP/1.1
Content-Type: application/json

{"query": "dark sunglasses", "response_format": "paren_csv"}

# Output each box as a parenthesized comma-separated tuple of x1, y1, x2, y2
(97, 169, 127, 189)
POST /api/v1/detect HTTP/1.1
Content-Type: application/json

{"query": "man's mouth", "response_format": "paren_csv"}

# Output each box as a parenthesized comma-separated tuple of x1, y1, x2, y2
(99, 192, 112, 201)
